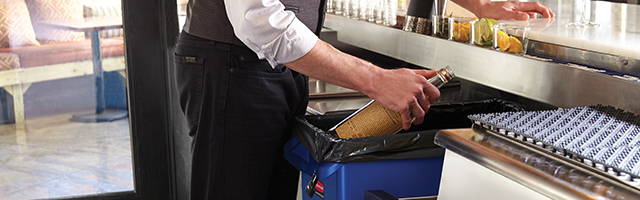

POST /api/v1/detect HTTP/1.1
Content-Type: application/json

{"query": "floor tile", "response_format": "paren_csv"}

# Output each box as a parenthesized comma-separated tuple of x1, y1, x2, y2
(0, 112, 133, 199)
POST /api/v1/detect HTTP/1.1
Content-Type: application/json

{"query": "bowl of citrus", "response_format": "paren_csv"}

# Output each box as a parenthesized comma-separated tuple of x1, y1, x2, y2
(492, 24, 530, 55)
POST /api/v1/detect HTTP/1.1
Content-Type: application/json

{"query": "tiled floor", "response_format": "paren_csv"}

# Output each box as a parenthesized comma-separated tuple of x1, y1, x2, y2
(0, 112, 133, 200)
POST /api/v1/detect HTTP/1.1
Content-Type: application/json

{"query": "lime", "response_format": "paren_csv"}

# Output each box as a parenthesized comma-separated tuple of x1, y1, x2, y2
(473, 18, 498, 46)
(473, 19, 489, 45)
(486, 18, 499, 29)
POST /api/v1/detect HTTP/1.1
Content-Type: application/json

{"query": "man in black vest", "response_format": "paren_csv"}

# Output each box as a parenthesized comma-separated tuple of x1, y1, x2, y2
(174, 0, 553, 199)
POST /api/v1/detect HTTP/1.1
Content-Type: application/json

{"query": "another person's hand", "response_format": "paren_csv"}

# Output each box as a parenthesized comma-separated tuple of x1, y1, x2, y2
(475, 1, 555, 20)
(365, 68, 441, 130)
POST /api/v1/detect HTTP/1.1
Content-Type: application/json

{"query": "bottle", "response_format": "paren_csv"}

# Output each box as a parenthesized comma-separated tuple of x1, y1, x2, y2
(330, 66, 455, 139)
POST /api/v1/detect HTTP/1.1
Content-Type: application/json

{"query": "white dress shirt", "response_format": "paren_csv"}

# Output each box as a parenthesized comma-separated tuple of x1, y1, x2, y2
(224, 0, 319, 68)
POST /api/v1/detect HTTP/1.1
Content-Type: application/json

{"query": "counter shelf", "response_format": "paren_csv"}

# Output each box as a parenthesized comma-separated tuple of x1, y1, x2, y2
(322, 10, 640, 115)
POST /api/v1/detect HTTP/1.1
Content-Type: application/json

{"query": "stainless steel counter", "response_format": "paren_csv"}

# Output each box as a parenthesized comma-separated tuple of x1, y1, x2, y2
(322, 12, 640, 114)
(435, 127, 640, 199)
(307, 78, 371, 115)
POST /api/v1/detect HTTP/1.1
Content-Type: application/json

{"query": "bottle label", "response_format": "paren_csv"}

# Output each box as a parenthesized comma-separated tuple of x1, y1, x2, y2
(334, 101, 403, 138)
(330, 66, 454, 139)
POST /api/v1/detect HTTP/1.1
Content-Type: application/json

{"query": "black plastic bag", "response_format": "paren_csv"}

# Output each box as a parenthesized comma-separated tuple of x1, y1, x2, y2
(292, 98, 523, 163)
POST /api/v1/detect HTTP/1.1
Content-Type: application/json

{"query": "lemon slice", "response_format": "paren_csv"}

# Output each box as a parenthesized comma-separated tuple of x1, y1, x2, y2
(496, 30, 511, 52)
(507, 36, 523, 53)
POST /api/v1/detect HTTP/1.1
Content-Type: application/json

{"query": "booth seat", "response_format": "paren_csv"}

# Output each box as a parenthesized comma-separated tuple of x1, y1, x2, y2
(0, 0, 124, 128)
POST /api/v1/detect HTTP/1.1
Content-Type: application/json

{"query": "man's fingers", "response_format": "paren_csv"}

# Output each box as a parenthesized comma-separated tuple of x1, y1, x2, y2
(401, 112, 413, 130)
(413, 116, 424, 126)
(512, 12, 530, 20)
(414, 93, 428, 115)
(423, 82, 441, 104)
(412, 94, 429, 126)
(414, 69, 438, 79)
(517, 2, 554, 18)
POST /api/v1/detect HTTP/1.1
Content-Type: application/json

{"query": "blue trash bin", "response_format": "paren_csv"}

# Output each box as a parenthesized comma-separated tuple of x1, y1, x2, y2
(285, 138, 444, 200)
(285, 99, 523, 200)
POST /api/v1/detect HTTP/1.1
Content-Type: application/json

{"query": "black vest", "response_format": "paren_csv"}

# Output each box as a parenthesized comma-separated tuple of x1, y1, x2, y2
(184, 0, 326, 47)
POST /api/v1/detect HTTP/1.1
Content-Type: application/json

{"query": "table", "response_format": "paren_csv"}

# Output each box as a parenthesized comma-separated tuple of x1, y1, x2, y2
(39, 17, 127, 122)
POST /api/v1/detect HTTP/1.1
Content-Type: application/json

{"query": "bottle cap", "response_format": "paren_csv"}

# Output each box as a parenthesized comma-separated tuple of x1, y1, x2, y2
(440, 66, 455, 82)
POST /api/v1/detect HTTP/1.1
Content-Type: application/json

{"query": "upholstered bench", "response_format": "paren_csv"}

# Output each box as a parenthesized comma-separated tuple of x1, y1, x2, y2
(0, 0, 124, 128)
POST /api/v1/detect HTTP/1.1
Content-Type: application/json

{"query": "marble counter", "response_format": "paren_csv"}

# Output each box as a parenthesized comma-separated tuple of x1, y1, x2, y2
(499, 0, 640, 60)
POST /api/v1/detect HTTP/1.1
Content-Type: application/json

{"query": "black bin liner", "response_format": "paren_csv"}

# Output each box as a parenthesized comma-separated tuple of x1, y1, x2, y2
(293, 98, 523, 163)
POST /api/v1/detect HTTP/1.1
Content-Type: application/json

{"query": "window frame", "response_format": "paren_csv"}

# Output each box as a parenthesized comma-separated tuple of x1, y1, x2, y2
(57, 0, 180, 199)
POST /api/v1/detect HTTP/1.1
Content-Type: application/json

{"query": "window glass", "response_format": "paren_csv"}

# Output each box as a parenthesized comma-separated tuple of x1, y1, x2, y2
(0, 0, 132, 198)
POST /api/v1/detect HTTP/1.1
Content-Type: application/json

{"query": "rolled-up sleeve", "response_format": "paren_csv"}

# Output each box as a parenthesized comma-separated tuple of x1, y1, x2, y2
(224, 0, 319, 68)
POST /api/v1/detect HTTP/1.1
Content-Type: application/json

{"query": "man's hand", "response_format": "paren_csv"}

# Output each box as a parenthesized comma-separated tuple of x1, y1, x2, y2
(478, 1, 554, 20)
(285, 40, 441, 130)
(365, 68, 441, 130)
(454, 0, 555, 21)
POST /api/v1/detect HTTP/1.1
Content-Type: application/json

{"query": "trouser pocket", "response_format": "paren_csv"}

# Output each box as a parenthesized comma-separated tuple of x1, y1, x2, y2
(174, 53, 205, 133)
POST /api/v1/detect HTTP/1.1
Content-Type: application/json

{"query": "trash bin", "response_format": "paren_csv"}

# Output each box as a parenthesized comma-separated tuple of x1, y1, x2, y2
(284, 98, 523, 200)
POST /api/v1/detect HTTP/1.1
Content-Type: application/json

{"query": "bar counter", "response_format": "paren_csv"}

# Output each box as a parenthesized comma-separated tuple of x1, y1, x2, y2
(529, 0, 639, 60)
(322, 0, 640, 114)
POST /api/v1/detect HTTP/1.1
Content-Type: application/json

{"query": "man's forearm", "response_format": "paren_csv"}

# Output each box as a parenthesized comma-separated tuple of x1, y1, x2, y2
(283, 39, 380, 96)
(284, 39, 441, 130)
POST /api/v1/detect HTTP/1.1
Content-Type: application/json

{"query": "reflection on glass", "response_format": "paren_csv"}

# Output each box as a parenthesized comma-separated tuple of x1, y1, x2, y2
(0, 0, 131, 199)
(567, 0, 599, 28)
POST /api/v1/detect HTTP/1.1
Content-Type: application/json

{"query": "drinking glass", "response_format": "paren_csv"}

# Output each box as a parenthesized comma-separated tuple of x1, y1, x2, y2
(492, 24, 530, 55)
(327, 0, 335, 14)
(448, 17, 476, 43)
(383, 0, 397, 26)
(566, 0, 599, 27)
(373, 0, 384, 24)
(432, 15, 449, 38)
(334, 0, 344, 15)
(342, 0, 351, 17)
(359, 0, 370, 21)
(348, 0, 360, 18)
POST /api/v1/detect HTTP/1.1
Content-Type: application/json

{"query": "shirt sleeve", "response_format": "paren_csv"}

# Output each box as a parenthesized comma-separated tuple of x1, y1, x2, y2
(224, 0, 319, 68)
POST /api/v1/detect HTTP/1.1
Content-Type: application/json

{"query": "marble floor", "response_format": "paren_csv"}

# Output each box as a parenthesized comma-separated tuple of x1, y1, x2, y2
(0, 112, 133, 200)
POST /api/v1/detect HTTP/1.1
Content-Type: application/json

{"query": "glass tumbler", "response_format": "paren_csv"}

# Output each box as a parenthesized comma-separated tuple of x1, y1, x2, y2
(342, 0, 351, 17)
(327, 0, 335, 14)
(492, 23, 530, 55)
(448, 17, 476, 43)
(432, 15, 449, 38)
(383, 0, 397, 26)
(334, 0, 344, 15)
(359, 0, 370, 21)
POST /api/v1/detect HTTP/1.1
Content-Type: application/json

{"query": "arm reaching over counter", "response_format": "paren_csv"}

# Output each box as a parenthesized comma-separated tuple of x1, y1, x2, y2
(285, 40, 441, 131)
(453, 0, 555, 20)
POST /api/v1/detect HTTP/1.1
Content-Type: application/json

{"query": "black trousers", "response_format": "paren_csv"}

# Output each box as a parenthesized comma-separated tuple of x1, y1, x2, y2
(174, 32, 308, 200)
